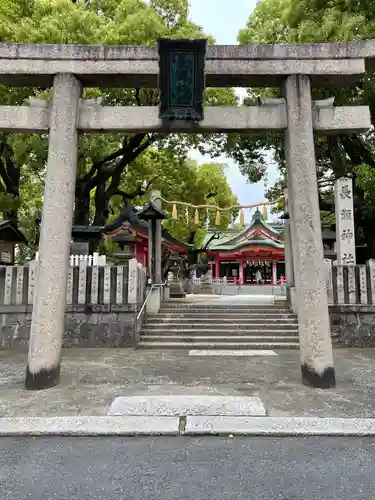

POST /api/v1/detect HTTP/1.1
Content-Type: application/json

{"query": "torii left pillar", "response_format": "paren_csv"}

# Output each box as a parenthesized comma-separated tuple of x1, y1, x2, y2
(25, 74, 82, 390)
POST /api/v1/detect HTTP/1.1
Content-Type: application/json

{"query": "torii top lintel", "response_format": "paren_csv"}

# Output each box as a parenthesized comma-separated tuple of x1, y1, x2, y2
(0, 39, 374, 88)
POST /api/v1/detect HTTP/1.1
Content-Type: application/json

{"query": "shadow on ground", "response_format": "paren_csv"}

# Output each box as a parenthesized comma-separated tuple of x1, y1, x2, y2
(1, 348, 375, 417)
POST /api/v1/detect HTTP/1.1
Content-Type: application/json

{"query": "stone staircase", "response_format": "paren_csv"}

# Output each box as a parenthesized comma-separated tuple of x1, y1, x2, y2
(138, 300, 299, 349)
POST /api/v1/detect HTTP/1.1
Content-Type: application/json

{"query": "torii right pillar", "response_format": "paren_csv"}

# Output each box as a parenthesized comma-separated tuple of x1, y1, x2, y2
(284, 74, 335, 389)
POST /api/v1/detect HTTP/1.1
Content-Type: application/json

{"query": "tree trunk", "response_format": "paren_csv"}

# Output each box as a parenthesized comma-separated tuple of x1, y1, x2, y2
(73, 192, 90, 225)
(92, 182, 109, 226)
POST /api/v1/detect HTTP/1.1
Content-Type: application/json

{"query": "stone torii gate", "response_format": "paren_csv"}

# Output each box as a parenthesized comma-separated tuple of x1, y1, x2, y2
(0, 40, 372, 391)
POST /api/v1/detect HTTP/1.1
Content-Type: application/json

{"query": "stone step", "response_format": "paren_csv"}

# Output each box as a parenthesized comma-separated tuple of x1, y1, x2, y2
(152, 316, 297, 323)
(141, 328, 298, 335)
(160, 303, 290, 311)
(162, 301, 288, 306)
(107, 395, 266, 416)
(145, 317, 298, 324)
(152, 313, 297, 320)
(143, 323, 299, 330)
(148, 310, 297, 321)
(139, 335, 299, 342)
(137, 341, 299, 349)
(158, 308, 293, 315)
(141, 331, 298, 337)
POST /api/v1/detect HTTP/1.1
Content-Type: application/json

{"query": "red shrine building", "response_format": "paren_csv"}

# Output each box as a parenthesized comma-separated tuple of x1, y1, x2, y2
(104, 213, 191, 267)
(203, 209, 286, 285)
(105, 207, 338, 284)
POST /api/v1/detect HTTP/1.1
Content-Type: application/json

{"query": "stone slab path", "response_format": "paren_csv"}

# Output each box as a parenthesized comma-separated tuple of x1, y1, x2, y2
(107, 395, 267, 416)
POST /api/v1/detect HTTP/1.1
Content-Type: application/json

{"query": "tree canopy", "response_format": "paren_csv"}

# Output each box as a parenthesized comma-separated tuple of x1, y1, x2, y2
(235, 0, 375, 256)
(0, 0, 238, 258)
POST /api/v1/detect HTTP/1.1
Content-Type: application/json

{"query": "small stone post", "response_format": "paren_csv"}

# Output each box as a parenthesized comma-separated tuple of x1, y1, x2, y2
(239, 262, 244, 285)
(147, 220, 153, 280)
(283, 188, 296, 310)
(146, 190, 162, 313)
(153, 190, 162, 286)
(25, 74, 82, 390)
(271, 261, 277, 285)
(334, 177, 356, 265)
(284, 74, 335, 389)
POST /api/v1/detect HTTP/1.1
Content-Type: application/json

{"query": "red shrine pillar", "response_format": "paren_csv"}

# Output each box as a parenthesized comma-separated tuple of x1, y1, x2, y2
(272, 261, 277, 285)
(215, 254, 220, 279)
(136, 243, 144, 266)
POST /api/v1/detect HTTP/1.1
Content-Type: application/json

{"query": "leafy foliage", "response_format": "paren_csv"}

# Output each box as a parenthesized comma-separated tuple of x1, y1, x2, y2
(236, 0, 375, 255)
(0, 0, 238, 257)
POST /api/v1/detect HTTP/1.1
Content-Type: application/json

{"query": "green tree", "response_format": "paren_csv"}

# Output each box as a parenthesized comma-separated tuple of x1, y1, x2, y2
(109, 155, 238, 241)
(0, 0, 237, 252)
(235, 0, 375, 255)
(163, 161, 238, 245)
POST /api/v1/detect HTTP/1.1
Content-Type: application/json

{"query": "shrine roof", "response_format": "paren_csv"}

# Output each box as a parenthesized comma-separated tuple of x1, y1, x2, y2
(211, 239, 284, 251)
(103, 206, 192, 252)
(0, 220, 27, 244)
(203, 209, 284, 251)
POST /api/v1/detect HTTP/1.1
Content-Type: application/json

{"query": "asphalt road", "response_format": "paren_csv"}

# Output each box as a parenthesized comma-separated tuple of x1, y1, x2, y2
(0, 436, 374, 499)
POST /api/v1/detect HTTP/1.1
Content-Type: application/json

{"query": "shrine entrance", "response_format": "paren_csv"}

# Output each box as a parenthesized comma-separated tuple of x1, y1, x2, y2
(5, 37, 371, 390)
(244, 261, 272, 285)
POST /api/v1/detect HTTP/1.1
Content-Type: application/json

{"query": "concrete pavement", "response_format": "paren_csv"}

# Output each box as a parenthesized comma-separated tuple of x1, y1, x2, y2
(2, 348, 375, 418)
(1, 436, 374, 499)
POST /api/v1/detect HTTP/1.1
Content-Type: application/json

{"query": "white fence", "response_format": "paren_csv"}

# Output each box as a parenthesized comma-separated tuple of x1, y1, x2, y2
(35, 251, 107, 266)
(0, 259, 143, 306)
(69, 252, 106, 266)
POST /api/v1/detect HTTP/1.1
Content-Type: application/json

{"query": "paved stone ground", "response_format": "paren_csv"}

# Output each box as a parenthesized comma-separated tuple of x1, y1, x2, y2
(1, 348, 375, 417)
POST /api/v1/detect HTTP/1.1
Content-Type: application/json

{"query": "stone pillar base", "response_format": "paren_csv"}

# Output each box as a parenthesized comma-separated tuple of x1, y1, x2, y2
(25, 364, 60, 391)
(301, 365, 336, 389)
(146, 288, 161, 314)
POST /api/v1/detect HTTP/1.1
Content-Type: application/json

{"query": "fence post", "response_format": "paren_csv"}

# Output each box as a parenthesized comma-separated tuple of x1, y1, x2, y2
(324, 259, 333, 304)
(66, 266, 74, 305)
(358, 265, 368, 305)
(15, 266, 25, 305)
(103, 265, 111, 304)
(91, 266, 99, 304)
(367, 259, 375, 305)
(336, 265, 345, 304)
(116, 265, 124, 305)
(28, 261, 37, 305)
(128, 258, 137, 304)
(4, 266, 12, 305)
(78, 259, 88, 305)
(347, 265, 357, 304)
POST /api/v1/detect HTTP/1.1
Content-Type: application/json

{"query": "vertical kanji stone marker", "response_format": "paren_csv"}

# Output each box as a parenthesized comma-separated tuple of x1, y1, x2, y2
(334, 177, 356, 265)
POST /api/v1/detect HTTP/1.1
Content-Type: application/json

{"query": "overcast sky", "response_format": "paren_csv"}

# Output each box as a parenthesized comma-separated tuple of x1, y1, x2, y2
(188, 0, 280, 219)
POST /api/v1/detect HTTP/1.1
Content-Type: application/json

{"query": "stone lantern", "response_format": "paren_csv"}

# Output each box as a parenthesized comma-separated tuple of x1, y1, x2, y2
(112, 221, 137, 264)
(137, 201, 167, 283)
